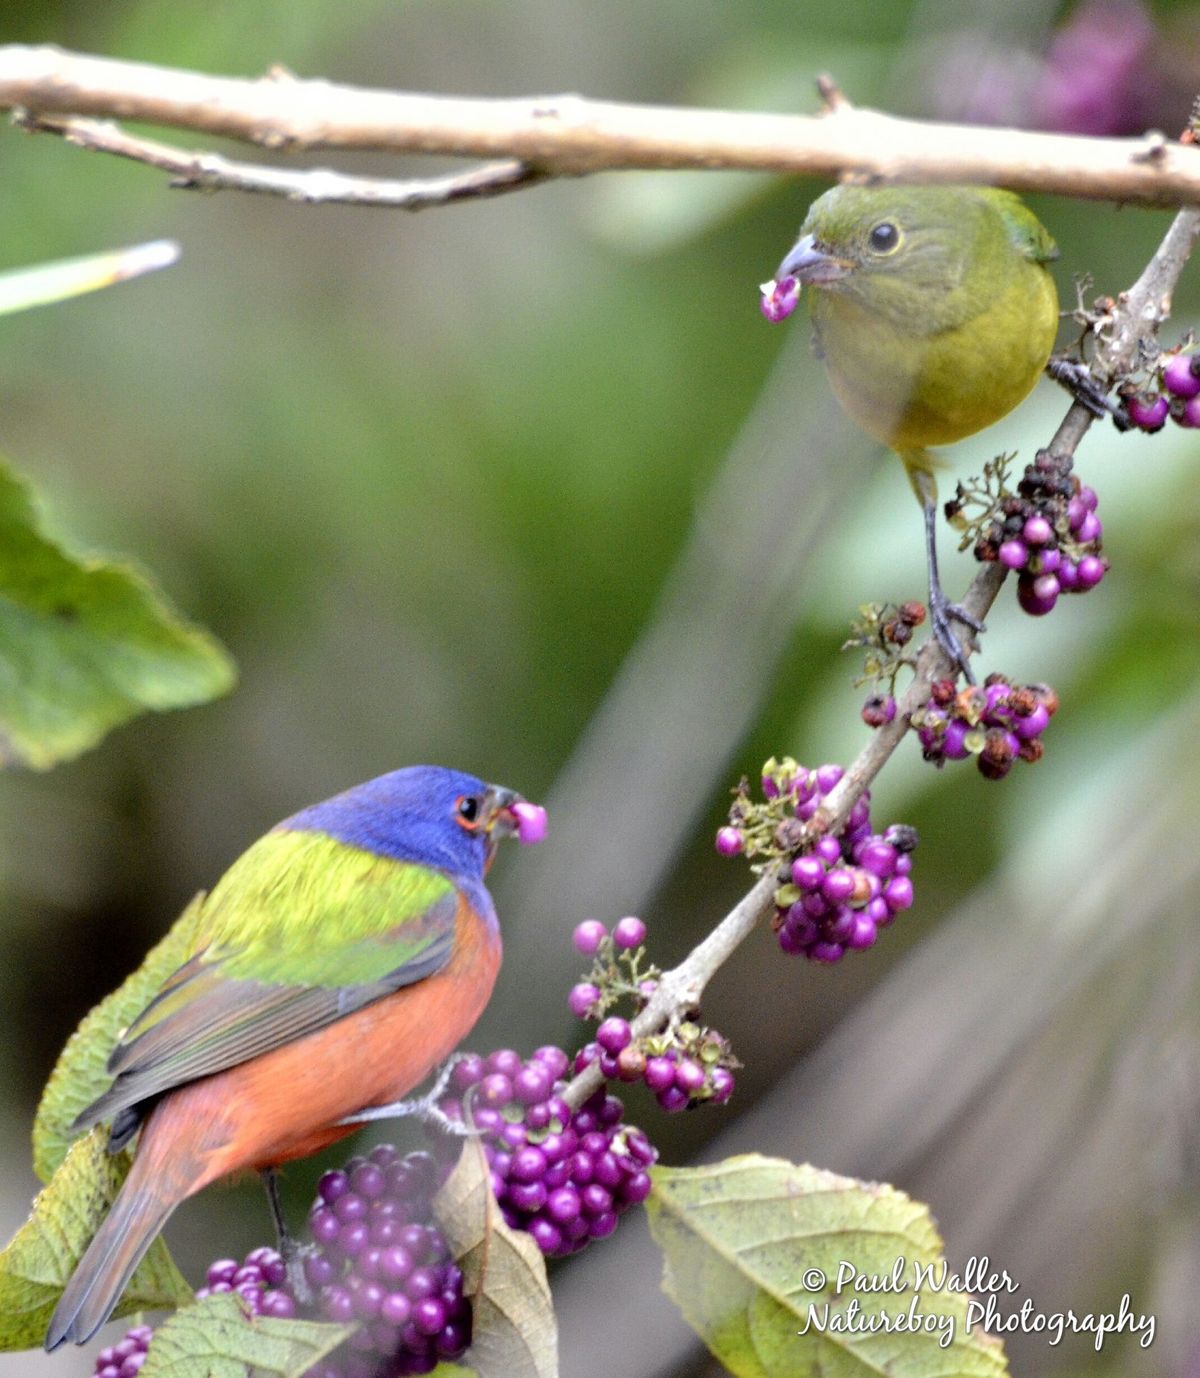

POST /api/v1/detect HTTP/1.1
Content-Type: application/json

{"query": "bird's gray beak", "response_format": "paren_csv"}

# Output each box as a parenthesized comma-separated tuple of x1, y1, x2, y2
(484, 785, 521, 837)
(777, 233, 852, 285)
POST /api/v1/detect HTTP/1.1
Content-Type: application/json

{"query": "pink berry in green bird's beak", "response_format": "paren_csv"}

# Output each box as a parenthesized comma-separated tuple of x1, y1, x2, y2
(510, 800, 548, 845)
(759, 275, 800, 322)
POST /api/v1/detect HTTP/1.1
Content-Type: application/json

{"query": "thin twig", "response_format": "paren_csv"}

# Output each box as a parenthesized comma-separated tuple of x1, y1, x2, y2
(3, 45, 1200, 205)
(563, 204, 1200, 1111)
(15, 112, 544, 209)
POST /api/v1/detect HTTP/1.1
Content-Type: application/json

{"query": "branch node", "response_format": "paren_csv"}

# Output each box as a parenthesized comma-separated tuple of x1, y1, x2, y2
(815, 74, 849, 114)
(1132, 129, 1169, 164)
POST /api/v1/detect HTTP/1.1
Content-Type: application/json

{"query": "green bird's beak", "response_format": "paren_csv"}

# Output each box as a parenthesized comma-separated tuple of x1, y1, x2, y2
(776, 234, 852, 285)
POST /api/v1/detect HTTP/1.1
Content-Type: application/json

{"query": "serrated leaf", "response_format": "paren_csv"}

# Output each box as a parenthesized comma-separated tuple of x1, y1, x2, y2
(138, 1292, 352, 1378)
(0, 240, 178, 316)
(34, 892, 208, 1182)
(0, 454, 235, 770)
(646, 1154, 1008, 1378)
(433, 1139, 558, 1378)
(0, 1129, 191, 1351)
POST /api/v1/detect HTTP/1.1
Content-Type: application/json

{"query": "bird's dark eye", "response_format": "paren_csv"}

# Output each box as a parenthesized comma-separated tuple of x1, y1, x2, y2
(868, 222, 900, 254)
(455, 795, 481, 829)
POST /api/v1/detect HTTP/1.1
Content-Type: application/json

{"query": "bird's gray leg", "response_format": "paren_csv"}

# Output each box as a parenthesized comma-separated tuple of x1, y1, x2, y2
(336, 1054, 477, 1136)
(914, 468, 981, 684)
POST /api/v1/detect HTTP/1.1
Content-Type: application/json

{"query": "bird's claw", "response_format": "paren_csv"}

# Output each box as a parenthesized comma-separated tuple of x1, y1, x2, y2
(929, 593, 983, 684)
(337, 1054, 479, 1135)
(1047, 356, 1124, 426)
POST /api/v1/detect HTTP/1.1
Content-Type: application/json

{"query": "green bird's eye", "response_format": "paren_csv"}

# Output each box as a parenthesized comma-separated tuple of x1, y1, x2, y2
(868, 222, 900, 255)
(455, 794, 481, 829)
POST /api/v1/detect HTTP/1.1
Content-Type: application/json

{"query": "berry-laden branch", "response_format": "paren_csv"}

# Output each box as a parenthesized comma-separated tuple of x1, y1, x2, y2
(561, 201, 1200, 1111)
(3, 46, 1200, 207)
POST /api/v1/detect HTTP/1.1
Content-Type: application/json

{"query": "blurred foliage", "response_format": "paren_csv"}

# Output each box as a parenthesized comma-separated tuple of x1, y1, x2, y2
(0, 2, 1198, 1376)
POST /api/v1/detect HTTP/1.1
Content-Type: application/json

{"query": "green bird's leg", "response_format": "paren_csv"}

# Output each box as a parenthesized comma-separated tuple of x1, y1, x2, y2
(337, 1053, 478, 1137)
(904, 457, 983, 684)
(1046, 355, 1126, 426)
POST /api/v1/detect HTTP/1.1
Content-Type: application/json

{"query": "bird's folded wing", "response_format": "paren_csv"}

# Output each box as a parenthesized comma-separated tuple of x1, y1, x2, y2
(73, 829, 461, 1134)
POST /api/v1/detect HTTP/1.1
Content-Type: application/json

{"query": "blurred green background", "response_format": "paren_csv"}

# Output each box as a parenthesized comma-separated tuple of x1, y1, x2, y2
(1, 1, 1198, 1374)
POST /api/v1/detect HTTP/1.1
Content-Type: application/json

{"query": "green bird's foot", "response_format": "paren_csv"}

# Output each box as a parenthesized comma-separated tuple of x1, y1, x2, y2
(929, 589, 984, 684)
(1047, 356, 1127, 428)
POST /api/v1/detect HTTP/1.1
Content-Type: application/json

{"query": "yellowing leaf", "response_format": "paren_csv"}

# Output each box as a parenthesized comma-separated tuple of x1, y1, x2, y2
(0, 240, 179, 317)
(646, 1154, 1008, 1378)
(34, 892, 208, 1182)
(0, 454, 235, 770)
(0, 1130, 191, 1352)
(434, 1139, 558, 1378)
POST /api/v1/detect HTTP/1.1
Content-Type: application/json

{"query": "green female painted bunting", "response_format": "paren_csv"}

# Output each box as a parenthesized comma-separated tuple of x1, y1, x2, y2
(765, 184, 1060, 675)
(45, 765, 547, 1349)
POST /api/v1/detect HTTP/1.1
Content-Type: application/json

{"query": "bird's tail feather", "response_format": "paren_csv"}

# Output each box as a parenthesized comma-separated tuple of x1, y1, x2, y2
(45, 1176, 175, 1350)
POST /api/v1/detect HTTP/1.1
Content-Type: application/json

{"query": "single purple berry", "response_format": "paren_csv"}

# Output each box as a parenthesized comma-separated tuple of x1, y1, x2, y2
(1076, 554, 1106, 589)
(596, 1017, 632, 1054)
(1022, 515, 1053, 546)
(1126, 392, 1170, 430)
(809, 941, 845, 963)
(643, 1055, 676, 1092)
(567, 982, 601, 1018)
(998, 538, 1029, 570)
(885, 876, 914, 911)
(1075, 511, 1102, 544)
(612, 916, 647, 950)
(715, 826, 744, 857)
(533, 1044, 570, 1078)
(673, 1059, 706, 1095)
(657, 1085, 690, 1113)
(1163, 353, 1200, 399)
(815, 763, 844, 794)
(572, 919, 608, 955)
(791, 854, 825, 889)
(1177, 395, 1200, 427)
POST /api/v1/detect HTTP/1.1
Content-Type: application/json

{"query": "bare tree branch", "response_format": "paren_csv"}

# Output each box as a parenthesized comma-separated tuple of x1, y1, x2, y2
(3, 44, 1200, 206)
(15, 111, 544, 209)
(561, 203, 1200, 1110)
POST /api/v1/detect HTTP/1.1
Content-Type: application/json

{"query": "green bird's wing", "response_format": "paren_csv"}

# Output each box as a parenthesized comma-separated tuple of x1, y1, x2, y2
(74, 830, 460, 1140)
(980, 188, 1059, 265)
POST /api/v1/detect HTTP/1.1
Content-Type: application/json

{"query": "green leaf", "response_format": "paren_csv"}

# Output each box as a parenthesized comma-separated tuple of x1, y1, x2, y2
(138, 1292, 353, 1378)
(646, 1154, 1008, 1378)
(0, 1129, 192, 1351)
(433, 1139, 558, 1378)
(0, 240, 179, 317)
(34, 892, 207, 1182)
(0, 454, 235, 769)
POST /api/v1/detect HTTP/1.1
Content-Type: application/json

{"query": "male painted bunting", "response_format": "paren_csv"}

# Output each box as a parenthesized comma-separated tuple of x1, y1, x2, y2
(765, 184, 1060, 674)
(45, 764, 545, 1349)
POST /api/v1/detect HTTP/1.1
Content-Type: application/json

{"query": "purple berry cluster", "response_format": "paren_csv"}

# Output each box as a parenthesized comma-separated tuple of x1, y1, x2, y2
(92, 1157, 468, 1378)
(304, 1146, 470, 1376)
(1124, 351, 1200, 431)
(964, 450, 1106, 616)
(759, 274, 800, 322)
(913, 676, 1057, 780)
(774, 819, 916, 964)
(576, 1016, 736, 1113)
(567, 918, 739, 1110)
(721, 760, 918, 963)
(92, 1324, 154, 1378)
(436, 1047, 657, 1259)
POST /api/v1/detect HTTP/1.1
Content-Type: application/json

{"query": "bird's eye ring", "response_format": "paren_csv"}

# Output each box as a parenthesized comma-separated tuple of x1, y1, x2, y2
(868, 222, 901, 255)
(455, 795, 482, 830)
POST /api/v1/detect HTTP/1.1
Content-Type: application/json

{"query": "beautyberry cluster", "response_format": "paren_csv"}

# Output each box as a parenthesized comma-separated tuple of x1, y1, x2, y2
(722, 759, 918, 963)
(568, 918, 738, 1110)
(957, 449, 1106, 616)
(912, 676, 1057, 779)
(1123, 350, 1200, 430)
(434, 1046, 656, 1259)
(93, 1150, 469, 1378)
(304, 1146, 470, 1376)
